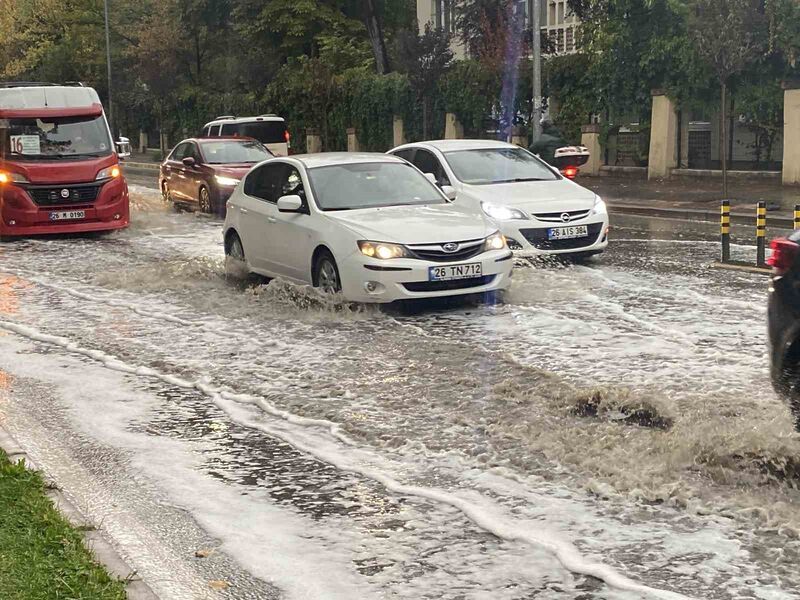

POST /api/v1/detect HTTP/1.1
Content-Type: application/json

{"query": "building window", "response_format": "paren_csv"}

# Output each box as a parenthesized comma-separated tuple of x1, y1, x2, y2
(565, 26, 574, 52)
(435, 0, 455, 33)
(556, 27, 565, 53)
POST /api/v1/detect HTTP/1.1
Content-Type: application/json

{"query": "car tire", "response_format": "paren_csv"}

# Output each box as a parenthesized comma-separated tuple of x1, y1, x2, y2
(224, 232, 249, 279)
(199, 186, 212, 214)
(776, 358, 800, 432)
(313, 251, 342, 294)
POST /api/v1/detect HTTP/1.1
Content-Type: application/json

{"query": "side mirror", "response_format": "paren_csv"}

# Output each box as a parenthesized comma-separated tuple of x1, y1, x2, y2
(182, 156, 196, 167)
(277, 194, 303, 213)
(115, 137, 131, 160)
(423, 172, 437, 185)
(440, 185, 457, 202)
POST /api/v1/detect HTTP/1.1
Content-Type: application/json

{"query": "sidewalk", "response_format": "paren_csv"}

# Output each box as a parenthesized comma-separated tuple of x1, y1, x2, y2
(580, 175, 800, 228)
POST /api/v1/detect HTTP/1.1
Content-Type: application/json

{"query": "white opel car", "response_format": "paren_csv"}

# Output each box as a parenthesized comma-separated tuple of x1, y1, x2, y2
(389, 140, 609, 258)
(222, 153, 513, 303)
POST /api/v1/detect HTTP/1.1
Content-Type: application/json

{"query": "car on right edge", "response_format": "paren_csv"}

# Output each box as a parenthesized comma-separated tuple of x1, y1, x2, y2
(767, 234, 800, 431)
(389, 140, 609, 259)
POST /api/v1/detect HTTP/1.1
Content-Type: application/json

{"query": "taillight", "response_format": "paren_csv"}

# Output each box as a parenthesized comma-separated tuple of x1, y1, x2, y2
(767, 238, 799, 275)
(562, 166, 578, 179)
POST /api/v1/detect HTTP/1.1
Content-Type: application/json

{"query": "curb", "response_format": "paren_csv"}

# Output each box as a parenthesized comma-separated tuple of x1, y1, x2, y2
(608, 203, 795, 230)
(0, 425, 159, 600)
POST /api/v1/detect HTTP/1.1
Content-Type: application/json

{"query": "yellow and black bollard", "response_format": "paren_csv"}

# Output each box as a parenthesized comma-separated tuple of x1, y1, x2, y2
(720, 200, 731, 262)
(756, 201, 766, 266)
(795, 204, 800, 230)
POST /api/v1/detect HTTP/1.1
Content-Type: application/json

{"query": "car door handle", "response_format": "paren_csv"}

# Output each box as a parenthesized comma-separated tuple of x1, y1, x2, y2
(240, 207, 248, 214)
(267, 217, 277, 223)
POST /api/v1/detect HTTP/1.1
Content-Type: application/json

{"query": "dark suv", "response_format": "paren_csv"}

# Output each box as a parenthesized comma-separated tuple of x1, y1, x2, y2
(767, 233, 800, 430)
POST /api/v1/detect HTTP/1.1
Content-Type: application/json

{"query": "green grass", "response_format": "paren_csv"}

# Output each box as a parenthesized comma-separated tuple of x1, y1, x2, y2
(0, 449, 127, 600)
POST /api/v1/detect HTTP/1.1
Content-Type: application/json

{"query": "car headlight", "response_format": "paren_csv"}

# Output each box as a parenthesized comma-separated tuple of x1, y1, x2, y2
(483, 231, 507, 251)
(592, 195, 607, 215)
(95, 165, 120, 180)
(215, 175, 240, 187)
(481, 202, 527, 220)
(0, 171, 29, 184)
(358, 241, 408, 259)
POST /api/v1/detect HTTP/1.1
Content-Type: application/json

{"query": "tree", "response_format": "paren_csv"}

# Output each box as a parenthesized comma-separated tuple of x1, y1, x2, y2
(689, 0, 766, 196)
(394, 24, 454, 138)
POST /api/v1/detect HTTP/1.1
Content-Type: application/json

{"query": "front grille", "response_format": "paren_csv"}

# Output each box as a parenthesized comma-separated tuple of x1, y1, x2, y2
(520, 223, 604, 250)
(533, 209, 591, 223)
(403, 275, 496, 292)
(26, 183, 103, 206)
(407, 239, 484, 262)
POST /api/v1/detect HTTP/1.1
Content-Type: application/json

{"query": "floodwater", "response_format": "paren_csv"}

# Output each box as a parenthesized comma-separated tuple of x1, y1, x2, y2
(0, 186, 798, 599)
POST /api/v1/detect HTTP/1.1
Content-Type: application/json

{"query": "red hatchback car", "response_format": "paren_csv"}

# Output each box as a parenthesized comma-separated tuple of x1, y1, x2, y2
(159, 137, 272, 215)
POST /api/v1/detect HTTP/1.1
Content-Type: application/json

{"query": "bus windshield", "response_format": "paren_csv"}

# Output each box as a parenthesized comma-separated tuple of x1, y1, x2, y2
(0, 115, 113, 160)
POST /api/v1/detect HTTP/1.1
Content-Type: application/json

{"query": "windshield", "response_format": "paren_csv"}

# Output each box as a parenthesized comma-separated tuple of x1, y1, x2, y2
(0, 115, 112, 160)
(200, 140, 272, 164)
(444, 147, 558, 185)
(308, 162, 446, 211)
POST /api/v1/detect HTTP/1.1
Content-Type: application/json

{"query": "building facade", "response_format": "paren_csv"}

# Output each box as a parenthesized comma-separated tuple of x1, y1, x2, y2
(416, 0, 580, 56)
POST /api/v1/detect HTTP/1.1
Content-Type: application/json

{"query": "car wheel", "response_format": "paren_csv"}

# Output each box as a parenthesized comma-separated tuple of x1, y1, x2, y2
(199, 186, 212, 214)
(224, 231, 250, 279)
(313, 251, 341, 294)
(777, 360, 800, 432)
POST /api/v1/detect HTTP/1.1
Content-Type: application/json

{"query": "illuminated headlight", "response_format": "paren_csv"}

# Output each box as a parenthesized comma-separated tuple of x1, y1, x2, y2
(358, 241, 408, 259)
(481, 202, 527, 220)
(95, 165, 121, 180)
(483, 231, 507, 251)
(215, 175, 240, 187)
(0, 171, 29, 184)
(592, 195, 607, 215)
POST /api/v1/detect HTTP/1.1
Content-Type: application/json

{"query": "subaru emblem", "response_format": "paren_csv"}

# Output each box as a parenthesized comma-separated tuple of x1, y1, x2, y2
(560, 212, 571, 223)
(60, 188, 71, 199)
(442, 242, 459, 253)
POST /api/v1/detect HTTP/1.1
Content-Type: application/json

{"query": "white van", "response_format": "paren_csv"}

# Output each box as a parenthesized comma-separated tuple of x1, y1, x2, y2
(201, 115, 290, 156)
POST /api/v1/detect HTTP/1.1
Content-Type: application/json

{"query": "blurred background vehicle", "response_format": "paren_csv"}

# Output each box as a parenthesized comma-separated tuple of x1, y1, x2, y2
(201, 115, 290, 156)
(389, 140, 608, 259)
(767, 234, 800, 431)
(159, 137, 272, 215)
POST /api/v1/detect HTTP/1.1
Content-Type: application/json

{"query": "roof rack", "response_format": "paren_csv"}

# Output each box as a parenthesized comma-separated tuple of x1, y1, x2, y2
(258, 114, 278, 118)
(0, 81, 86, 88)
(214, 115, 236, 120)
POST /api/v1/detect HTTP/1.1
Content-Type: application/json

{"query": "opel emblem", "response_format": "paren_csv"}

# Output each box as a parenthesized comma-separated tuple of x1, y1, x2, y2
(442, 242, 459, 253)
(560, 212, 571, 223)
(60, 188, 70, 199)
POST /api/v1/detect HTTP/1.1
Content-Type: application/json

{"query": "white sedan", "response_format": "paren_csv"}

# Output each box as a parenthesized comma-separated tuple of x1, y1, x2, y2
(389, 140, 609, 258)
(222, 153, 513, 303)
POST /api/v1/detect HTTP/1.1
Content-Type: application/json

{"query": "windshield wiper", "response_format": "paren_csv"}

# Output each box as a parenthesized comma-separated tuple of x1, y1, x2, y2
(495, 177, 549, 183)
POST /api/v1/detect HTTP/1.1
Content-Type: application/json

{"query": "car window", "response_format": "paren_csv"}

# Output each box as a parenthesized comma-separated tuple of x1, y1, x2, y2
(411, 149, 449, 186)
(220, 121, 287, 144)
(170, 142, 189, 161)
(201, 126, 211, 137)
(185, 143, 201, 162)
(307, 162, 445, 211)
(392, 149, 414, 162)
(244, 163, 285, 203)
(213, 125, 222, 136)
(443, 147, 558, 184)
(200, 140, 272, 164)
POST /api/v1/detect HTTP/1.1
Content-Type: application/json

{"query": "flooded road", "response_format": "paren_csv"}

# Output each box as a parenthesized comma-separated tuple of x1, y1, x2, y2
(0, 188, 798, 599)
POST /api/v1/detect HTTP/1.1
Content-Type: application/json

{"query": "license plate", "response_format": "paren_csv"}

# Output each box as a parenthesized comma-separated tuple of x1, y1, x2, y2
(49, 210, 85, 221)
(547, 225, 588, 240)
(429, 263, 482, 281)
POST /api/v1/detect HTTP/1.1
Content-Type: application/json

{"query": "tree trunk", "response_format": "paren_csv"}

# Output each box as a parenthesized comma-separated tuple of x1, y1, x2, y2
(423, 96, 430, 140)
(365, 0, 390, 75)
(721, 81, 728, 198)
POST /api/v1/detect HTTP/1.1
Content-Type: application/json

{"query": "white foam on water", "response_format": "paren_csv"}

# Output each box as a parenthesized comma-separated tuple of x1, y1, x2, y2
(0, 317, 691, 599)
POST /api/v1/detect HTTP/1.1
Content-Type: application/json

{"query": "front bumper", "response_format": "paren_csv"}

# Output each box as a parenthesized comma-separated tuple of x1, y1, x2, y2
(501, 214, 610, 257)
(339, 248, 514, 303)
(0, 178, 130, 237)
